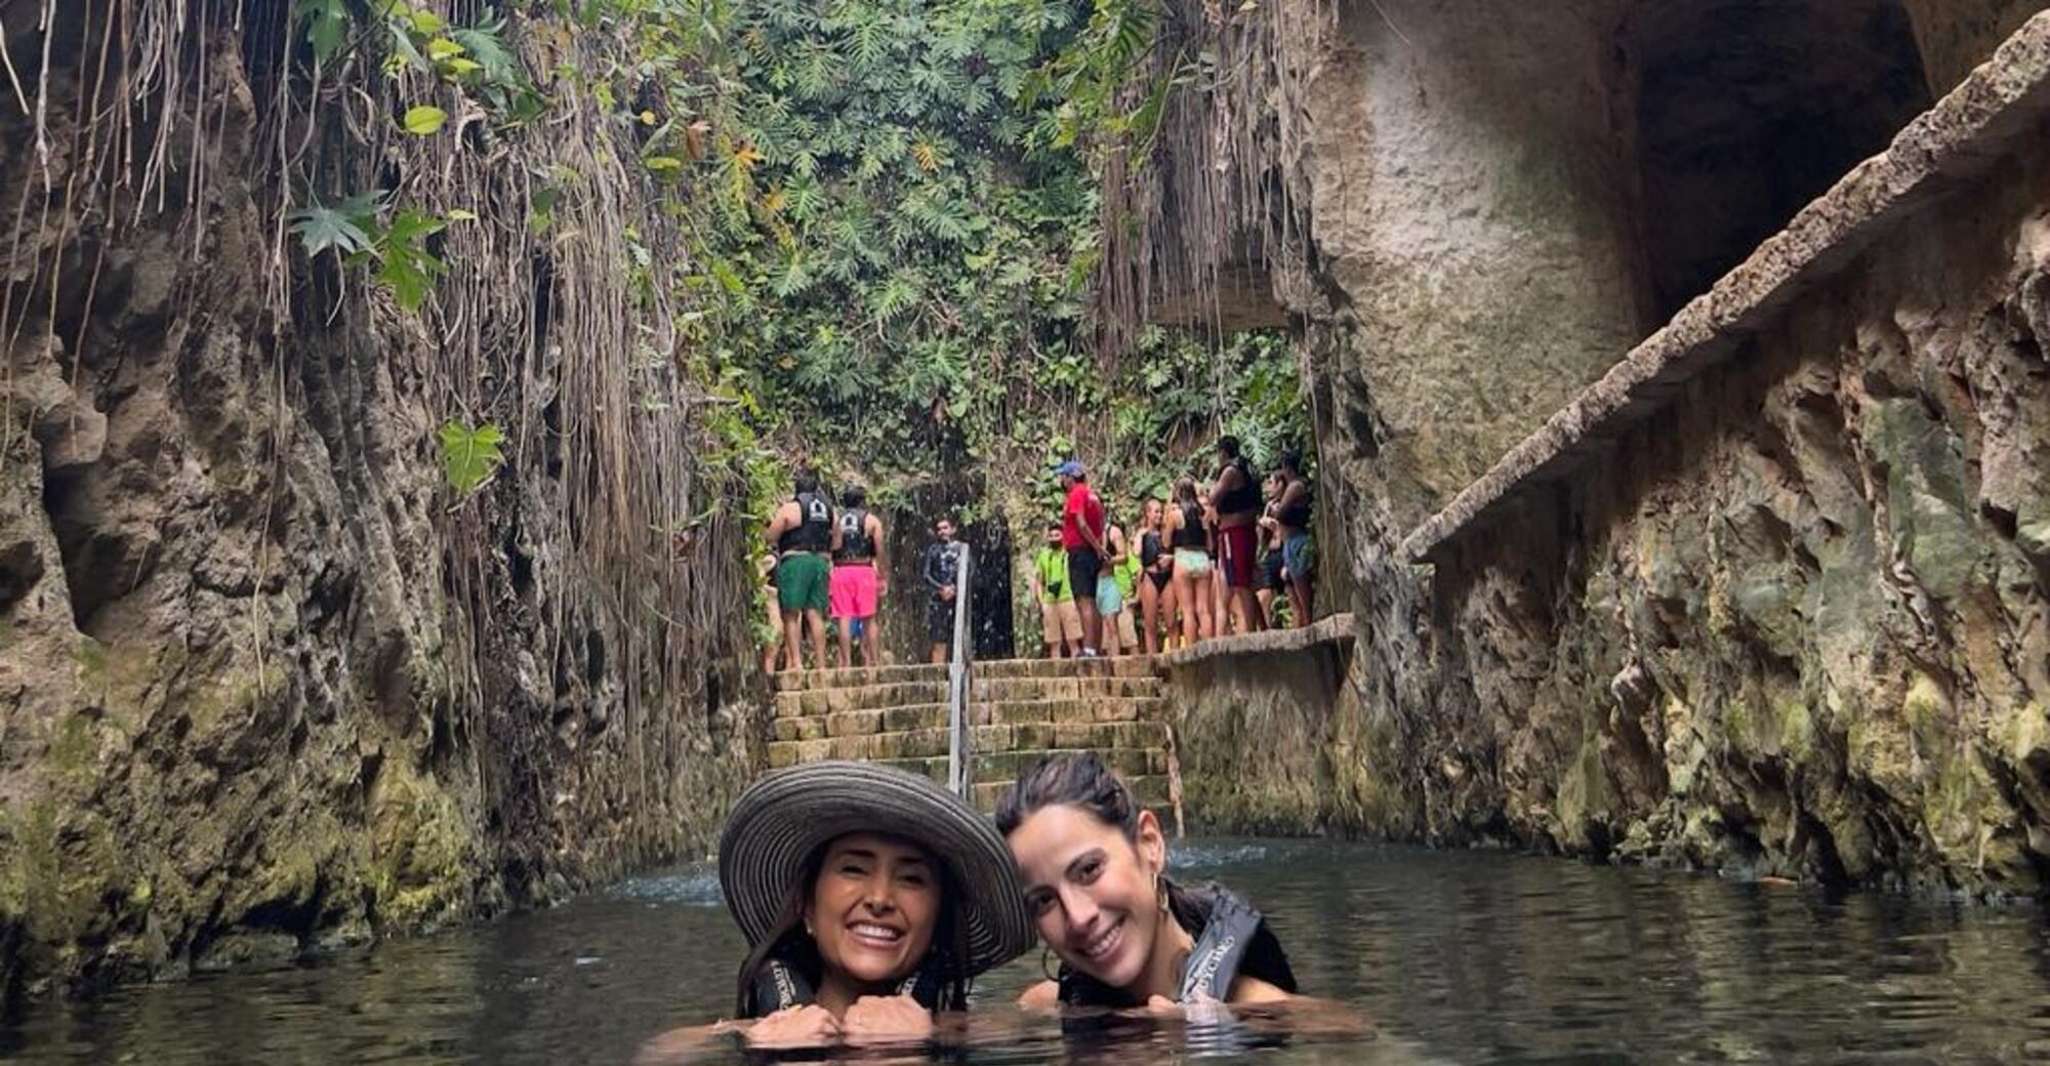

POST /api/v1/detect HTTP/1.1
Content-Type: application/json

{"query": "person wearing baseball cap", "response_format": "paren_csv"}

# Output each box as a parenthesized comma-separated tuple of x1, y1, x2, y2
(1054, 459, 1109, 655)
(677, 762, 1033, 1051)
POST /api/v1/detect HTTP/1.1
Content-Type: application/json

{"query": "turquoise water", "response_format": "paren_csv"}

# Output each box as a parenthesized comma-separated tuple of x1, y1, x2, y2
(5, 839, 2049, 1063)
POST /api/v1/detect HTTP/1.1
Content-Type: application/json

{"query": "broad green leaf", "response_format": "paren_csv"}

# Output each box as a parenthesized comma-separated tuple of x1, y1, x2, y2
(437, 420, 505, 495)
(402, 105, 448, 135)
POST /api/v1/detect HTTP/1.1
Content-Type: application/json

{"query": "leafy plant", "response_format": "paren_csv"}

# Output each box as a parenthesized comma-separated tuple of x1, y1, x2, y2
(438, 420, 507, 495)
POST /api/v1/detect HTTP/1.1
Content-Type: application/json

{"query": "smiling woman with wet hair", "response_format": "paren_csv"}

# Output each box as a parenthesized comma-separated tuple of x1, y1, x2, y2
(646, 761, 1032, 1054)
(996, 752, 1297, 1011)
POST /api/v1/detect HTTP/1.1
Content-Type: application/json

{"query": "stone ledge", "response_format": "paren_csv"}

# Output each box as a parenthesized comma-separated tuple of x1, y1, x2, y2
(1402, 10, 2050, 565)
(1157, 613, 1356, 670)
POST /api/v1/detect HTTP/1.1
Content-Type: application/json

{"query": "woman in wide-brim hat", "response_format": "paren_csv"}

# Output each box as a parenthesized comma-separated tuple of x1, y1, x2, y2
(658, 760, 1032, 1052)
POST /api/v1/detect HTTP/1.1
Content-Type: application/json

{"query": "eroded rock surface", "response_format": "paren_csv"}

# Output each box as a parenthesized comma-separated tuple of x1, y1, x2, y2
(1287, 7, 2050, 895)
(0, 9, 755, 998)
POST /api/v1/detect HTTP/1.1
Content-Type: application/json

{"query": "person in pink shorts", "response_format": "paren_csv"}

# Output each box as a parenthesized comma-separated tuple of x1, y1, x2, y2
(828, 484, 887, 669)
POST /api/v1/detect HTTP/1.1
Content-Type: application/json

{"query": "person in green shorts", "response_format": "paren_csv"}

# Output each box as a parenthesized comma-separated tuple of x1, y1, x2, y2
(766, 470, 835, 671)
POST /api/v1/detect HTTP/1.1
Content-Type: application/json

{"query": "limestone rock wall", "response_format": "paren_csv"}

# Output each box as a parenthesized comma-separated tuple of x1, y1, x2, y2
(1158, 617, 1355, 833)
(1284, 4, 2050, 895)
(1387, 128, 2050, 893)
(0, 7, 758, 998)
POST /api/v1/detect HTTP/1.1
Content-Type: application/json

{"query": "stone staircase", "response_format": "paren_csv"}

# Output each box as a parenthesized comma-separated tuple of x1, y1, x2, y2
(767, 657, 1175, 812)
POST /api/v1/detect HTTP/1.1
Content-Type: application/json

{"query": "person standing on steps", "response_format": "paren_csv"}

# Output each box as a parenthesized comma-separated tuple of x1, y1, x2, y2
(1097, 515, 1133, 657)
(1136, 497, 1174, 656)
(1026, 521, 1081, 658)
(1209, 436, 1266, 636)
(766, 470, 834, 671)
(922, 516, 965, 664)
(829, 484, 887, 669)
(1256, 471, 1287, 628)
(1163, 478, 1214, 646)
(1055, 459, 1109, 656)
(1273, 451, 1317, 629)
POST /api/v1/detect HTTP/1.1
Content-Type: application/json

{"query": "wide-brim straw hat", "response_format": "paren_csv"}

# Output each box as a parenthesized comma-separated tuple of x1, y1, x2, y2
(717, 761, 1033, 977)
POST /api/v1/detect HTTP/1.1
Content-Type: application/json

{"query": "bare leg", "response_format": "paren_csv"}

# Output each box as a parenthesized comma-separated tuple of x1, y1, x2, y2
(1139, 579, 1161, 656)
(1291, 577, 1313, 629)
(930, 642, 947, 664)
(782, 611, 805, 671)
(805, 609, 828, 670)
(862, 620, 881, 666)
(836, 620, 853, 670)
(1076, 597, 1100, 652)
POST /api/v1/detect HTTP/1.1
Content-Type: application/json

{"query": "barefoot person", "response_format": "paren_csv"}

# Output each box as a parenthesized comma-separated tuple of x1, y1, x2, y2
(1163, 479, 1214, 645)
(1136, 498, 1174, 656)
(996, 753, 1297, 1010)
(1055, 460, 1109, 656)
(1273, 452, 1316, 628)
(1209, 437, 1266, 636)
(830, 485, 888, 669)
(766, 470, 835, 671)
(638, 762, 1032, 1059)
(1256, 472, 1287, 627)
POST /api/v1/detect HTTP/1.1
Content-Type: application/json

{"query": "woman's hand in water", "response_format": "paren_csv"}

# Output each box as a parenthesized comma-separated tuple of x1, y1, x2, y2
(741, 1004, 841, 1048)
(840, 994, 934, 1045)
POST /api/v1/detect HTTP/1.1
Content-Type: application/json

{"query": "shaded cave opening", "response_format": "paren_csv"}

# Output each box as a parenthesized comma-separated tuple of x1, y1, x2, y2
(1626, 0, 1934, 321)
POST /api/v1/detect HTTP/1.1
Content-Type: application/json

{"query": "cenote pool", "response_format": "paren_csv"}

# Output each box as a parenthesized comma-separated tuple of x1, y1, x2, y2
(5, 839, 2050, 1063)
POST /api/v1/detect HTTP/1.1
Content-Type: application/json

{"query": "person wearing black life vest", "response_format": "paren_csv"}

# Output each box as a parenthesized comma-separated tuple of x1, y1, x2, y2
(922, 516, 964, 664)
(635, 762, 1032, 1057)
(997, 752, 1298, 1012)
(829, 485, 888, 669)
(1208, 437, 1267, 636)
(765, 470, 835, 671)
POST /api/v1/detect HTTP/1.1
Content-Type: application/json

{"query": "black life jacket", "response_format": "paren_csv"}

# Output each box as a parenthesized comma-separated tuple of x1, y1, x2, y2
(746, 954, 947, 1018)
(835, 507, 874, 562)
(1217, 458, 1263, 516)
(1140, 529, 1164, 569)
(1171, 504, 1207, 550)
(778, 492, 834, 553)
(1056, 882, 1297, 1008)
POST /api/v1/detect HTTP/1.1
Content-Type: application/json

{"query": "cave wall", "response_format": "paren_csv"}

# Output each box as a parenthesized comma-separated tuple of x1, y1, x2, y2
(1394, 118, 2050, 893)
(0, 6, 758, 998)
(1279, 3, 2050, 894)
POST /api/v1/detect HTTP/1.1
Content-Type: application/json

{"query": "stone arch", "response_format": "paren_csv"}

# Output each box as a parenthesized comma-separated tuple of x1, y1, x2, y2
(1624, 0, 1934, 320)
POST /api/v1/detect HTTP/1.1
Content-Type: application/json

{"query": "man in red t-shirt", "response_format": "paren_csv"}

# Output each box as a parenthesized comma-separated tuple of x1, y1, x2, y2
(1055, 459, 1109, 655)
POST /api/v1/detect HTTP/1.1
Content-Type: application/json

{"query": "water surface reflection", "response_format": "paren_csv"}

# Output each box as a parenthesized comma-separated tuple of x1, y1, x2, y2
(5, 839, 2048, 1063)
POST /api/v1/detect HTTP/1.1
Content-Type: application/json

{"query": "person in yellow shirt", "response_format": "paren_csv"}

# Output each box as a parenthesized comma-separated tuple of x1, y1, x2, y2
(1025, 522, 1082, 658)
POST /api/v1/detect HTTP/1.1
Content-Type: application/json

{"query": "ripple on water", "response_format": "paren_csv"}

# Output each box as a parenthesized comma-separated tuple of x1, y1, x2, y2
(5, 838, 2050, 1064)
(608, 865, 724, 906)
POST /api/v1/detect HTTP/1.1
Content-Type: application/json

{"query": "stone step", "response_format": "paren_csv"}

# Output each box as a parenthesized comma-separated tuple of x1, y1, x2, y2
(771, 656, 1158, 693)
(774, 680, 950, 718)
(772, 676, 1160, 718)
(772, 697, 1167, 741)
(974, 675, 1160, 703)
(975, 656, 1159, 680)
(774, 663, 949, 691)
(865, 747, 1168, 782)
(769, 720, 1171, 755)
(972, 774, 1171, 813)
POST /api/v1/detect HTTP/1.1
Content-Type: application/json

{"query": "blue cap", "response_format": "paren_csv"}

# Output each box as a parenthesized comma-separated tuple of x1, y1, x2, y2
(1052, 459, 1084, 478)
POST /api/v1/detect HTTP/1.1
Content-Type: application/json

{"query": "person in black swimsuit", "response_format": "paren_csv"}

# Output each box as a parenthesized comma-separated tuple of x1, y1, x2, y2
(1135, 498, 1174, 656)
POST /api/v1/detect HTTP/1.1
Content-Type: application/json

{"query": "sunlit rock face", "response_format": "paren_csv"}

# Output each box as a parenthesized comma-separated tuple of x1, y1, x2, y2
(1263, 1, 2050, 892)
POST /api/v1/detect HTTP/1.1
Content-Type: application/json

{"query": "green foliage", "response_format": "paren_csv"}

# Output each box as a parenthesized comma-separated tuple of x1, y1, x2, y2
(438, 420, 507, 495)
(288, 192, 380, 258)
(289, 194, 456, 313)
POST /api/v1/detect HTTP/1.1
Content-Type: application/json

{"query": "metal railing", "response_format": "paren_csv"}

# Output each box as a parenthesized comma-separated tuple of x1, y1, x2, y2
(945, 542, 974, 798)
